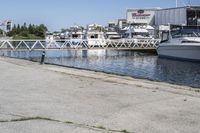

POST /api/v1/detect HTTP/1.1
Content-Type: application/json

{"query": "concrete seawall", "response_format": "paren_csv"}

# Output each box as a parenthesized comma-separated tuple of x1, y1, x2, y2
(0, 57, 200, 133)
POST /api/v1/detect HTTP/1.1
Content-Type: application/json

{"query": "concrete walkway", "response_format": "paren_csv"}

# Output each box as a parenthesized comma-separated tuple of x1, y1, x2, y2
(0, 57, 200, 133)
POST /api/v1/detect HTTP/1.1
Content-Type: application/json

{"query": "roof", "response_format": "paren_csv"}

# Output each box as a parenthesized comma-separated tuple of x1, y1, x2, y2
(127, 8, 161, 12)
(157, 6, 200, 11)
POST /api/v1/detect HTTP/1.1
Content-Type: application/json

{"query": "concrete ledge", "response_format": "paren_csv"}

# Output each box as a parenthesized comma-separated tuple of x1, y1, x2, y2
(1, 56, 200, 133)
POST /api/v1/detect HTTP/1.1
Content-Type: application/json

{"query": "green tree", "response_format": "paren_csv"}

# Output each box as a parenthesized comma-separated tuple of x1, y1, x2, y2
(28, 24, 34, 34)
(6, 23, 48, 39)
(16, 24, 21, 34)
(0, 29, 4, 35)
(35, 24, 48, 38)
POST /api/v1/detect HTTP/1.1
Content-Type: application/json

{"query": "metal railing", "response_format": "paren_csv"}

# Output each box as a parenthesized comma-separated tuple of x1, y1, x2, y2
(0, 38, 160, 51)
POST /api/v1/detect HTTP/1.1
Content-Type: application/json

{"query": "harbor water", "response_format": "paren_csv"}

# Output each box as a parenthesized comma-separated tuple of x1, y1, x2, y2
(1, 50, 200, 88)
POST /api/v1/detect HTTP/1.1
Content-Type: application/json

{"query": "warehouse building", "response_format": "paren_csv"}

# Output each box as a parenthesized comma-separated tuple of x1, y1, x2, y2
(155, 6, 200, 27)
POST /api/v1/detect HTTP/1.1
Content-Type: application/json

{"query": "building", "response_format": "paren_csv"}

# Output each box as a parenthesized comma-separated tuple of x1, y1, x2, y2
(108, 21, 117, 28)
(127, 8, 160, 26)
(6, 20, 12, 32)
(0, 20, 13, 33)
(117, 19, 127, 29)
(155, 6, 200, 27)
(107, 21, 117, 31)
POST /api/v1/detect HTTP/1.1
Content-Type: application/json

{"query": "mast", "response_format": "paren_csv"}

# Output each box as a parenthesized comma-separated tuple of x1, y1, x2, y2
(176, 0, 178, 7)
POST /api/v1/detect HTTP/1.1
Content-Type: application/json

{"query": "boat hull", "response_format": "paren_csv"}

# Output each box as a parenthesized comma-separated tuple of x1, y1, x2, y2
(157, 45, 200, 62)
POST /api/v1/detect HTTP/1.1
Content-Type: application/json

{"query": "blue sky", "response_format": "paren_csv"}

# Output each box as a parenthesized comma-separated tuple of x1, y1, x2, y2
(0, 0, 199, 31)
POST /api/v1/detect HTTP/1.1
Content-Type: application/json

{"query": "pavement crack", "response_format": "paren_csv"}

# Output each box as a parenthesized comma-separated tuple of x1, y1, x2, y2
(0, 116, 134, 133)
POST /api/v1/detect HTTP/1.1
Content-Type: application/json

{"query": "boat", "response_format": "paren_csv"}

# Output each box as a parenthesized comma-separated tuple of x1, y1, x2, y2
(157, 32, 200, 62)
(105, 31, 121, 40)
(86, 31, 106, 46)
(86, 24, 106, 46)
(124, 25, 154, 39)
(68, 26, 84, 46)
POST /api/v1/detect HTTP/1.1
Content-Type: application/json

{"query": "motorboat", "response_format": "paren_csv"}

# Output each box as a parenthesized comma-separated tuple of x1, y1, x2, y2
(124, 25, 154, 39)
(86, 31, 106, 46)
(157, 32, 200, 62)
(105, 31, 121, 40)
(68, 26, 84, 46)
(86, 24, 106, 47)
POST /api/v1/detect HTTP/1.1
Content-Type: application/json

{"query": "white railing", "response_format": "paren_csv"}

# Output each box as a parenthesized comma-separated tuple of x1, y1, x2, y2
(0, 38, 160, 51)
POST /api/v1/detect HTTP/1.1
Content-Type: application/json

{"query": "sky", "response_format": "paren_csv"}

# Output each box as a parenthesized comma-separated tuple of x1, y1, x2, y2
(0, 0, 199, 31)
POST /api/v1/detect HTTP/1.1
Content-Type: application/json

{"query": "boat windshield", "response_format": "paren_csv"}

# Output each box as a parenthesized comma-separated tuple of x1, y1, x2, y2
(172, 30, 200, 38)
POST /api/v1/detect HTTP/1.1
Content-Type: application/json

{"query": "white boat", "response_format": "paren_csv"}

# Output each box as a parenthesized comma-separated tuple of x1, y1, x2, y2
(85, 24, 106, 46)
(124, 25, 154, 39)
(86, 31, 106, 46)
(105, 31, 121, 40)
(69, 31, 84, 45)
(157, 35, 200, 62)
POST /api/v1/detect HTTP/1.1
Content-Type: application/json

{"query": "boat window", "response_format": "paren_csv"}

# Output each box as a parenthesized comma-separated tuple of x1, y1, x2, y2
(72, 34, 81, 39)
(172, 31, 200, 38)
(90, 34, 98, 39)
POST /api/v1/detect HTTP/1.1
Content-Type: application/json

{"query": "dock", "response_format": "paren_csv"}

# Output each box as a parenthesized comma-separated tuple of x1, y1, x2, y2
(0, 38, 160, 51)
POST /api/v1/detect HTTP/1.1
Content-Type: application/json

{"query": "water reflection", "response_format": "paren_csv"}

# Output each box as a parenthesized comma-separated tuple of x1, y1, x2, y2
(0, 50, 200, 88)
(156, 58, 200, 87)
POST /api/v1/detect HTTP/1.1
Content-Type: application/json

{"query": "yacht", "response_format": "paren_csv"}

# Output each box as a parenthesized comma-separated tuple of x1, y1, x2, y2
(86, 24, 106, 46)
(105, 31, 121, 40)
(86, 31, 106, 46)
(157, 32, 200, 62)
(68, 26, 84, 46)
(124, 25, 154, 39)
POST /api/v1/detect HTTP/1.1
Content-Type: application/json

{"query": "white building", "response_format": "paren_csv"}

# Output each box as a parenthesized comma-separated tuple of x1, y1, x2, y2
(117, 19, 127, 29)
(0, 20, 13, 33)
(127, 8, 160, 25)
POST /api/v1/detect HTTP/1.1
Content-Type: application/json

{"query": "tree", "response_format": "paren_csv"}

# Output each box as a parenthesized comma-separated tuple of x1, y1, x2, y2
(12, 24, 17, 35)
(6, 23, 48, 39)
(28, 24, 34, 34)
(17, 24, 21, 34)
(35, 24, 48, 38)
(0, 29, 3, 35)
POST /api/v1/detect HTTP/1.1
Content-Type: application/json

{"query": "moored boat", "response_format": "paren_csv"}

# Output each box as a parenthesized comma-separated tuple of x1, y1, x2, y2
(86, 24, 106, 46)
(157, 34, 200, 62)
